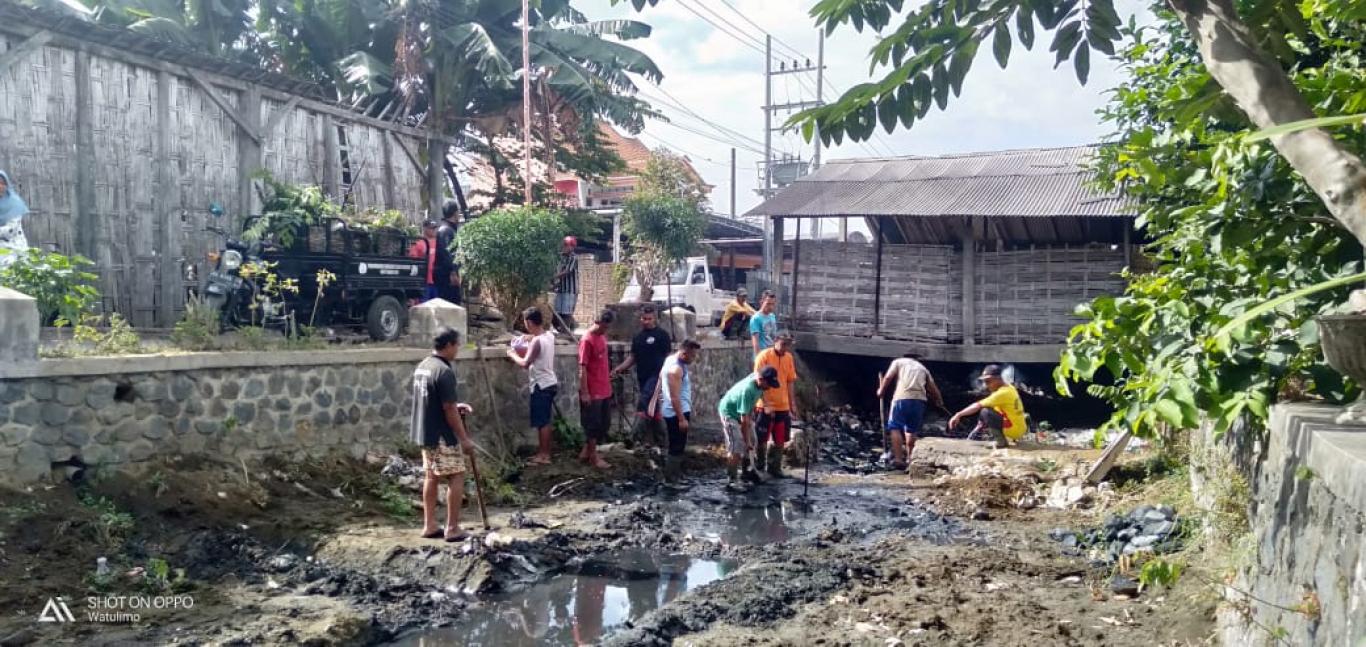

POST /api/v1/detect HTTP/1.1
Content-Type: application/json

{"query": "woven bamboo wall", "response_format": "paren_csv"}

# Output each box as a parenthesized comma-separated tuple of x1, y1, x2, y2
(793, 241, 880, 336)
(792, 239, 1126, 347)
(973, 245, 1126, 345)
(878, 244, 961, 344)
(0, 32, 430, 327)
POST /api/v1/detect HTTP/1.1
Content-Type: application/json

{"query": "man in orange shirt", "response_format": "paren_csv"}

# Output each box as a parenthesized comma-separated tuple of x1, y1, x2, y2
(753, 332, 799, 478)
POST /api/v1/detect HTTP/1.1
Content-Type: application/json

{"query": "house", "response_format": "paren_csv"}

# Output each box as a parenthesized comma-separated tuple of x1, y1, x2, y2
(744, 146, 1136, 363)
(553, 125, 712, 209)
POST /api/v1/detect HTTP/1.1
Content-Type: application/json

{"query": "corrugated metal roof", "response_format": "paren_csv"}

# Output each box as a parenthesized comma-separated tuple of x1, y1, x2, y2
(745, 146, 1133, 219)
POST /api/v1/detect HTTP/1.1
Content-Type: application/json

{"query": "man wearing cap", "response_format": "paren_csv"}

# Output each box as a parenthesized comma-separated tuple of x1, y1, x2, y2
(753, 331, 799, 478)
(434, 201, 463, 305)
(877, 352, 945, 469)
(717, 367, 781, 491)
(948, 364, 1027, 449)
(720, 289, 756, 340)
(553, 236, 579, 333)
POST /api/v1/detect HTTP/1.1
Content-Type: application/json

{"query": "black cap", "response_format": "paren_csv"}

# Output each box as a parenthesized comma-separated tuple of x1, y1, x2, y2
(981, 364, 1004, 378)
(758, 366, 781, 388)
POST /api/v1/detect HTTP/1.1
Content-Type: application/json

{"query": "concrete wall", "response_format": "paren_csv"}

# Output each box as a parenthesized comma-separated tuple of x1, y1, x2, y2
(1217, 404, 1366, 646)
(0, 340, 754, 485)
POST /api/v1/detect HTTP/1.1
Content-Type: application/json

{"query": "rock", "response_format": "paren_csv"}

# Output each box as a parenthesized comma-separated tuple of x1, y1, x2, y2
(14, 443, 49, 482)
(1142, 520, 1175, 538)
(970, 507, 992, 521)
(1048, 528, 1072, 541)
(1110, 575, 1140, 597)
(39, 402, 70, 426)
(244, 379, 266, 399)
(1154, 504, 1176, 519)
(406, 299, 467, 347)
(1117, 527, 1138, 541)
(127, 441, 156, 462)
(1129, 505, 1153, 521)
(1061, 534, 1078, 548)
(1142, 509, 1168, 523)
(1129, 534, 1159, 548)
(55, 385, 83, 406)
(10, 402, 38, 426)
(29, 425, 62, 446)
(268, 554, 299, 572)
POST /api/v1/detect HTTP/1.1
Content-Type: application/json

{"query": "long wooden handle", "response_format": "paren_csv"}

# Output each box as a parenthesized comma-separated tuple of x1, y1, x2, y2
(460, 413, 491, 531)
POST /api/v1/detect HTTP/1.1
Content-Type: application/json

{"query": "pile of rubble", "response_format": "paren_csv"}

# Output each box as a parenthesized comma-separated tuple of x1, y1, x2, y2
(1050, 504, 1183, 564)
(795, 406, 887, 473)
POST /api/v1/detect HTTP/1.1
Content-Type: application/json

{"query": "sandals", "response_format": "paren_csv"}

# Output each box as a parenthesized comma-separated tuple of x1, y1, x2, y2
(421, 529, 444, 539)
(528, 456, 552, 466)
(444, 529, 468, 543)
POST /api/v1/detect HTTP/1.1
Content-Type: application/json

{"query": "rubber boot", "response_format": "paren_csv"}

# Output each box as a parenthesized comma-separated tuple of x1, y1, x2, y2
(741, 456, 762, 484)
(663, 456, 685, 490)
(753, 445, 768, 482)
(767, 445, 786, 479)
(725, 464, 747, 492)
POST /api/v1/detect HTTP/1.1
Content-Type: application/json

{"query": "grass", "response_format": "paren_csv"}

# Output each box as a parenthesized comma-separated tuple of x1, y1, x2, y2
(78, 491, 135, 547)
(374, 480, 415, 519)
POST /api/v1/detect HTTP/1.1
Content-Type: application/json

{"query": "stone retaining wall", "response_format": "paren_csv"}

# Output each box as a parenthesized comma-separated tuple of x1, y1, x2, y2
(1215, 404, 1366, 646)
(0, 340, 755, 485)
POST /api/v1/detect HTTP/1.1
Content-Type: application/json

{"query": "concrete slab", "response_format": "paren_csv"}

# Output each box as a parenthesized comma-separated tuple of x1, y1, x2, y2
(0, 286, 39, 365)
(406, 299, 467, 348)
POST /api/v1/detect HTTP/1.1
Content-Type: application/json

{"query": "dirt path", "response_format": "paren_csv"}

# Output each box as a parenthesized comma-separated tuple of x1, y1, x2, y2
(0, 436, 1215, 646)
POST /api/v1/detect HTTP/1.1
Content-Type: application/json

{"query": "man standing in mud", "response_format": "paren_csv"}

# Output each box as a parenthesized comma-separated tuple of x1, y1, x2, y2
(508, 307, 558, 466)
(754, 332, 799, 478)
(578, 309, 615, 470)
(411, 327, 475, 541)
(877, 352, 945, 470)
(657, 339, 702, 485)
(718, 367, 782, 491)
(948, 364, 1027, 449)
(611, 304, 672, 450)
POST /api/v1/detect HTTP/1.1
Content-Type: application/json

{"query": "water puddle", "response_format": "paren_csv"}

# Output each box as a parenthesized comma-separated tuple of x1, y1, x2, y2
(659, 482, 966, 546)
(391, 551, 737, 647)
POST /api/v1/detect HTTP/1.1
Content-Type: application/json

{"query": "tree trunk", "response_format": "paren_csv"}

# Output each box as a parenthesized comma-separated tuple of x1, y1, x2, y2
(1168, 0, 1366, 248)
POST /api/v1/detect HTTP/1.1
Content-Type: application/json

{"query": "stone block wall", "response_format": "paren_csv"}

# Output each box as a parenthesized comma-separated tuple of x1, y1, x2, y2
(1215, 404, 1366, 646)
(0, 341, 753, 485)
(570, 254, 622, 325)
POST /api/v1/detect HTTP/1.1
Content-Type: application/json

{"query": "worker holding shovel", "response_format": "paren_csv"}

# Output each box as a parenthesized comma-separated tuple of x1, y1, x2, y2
(410, 327, 476, 542)
(717, 367, 783, 491)
(877, 352, 946, 471)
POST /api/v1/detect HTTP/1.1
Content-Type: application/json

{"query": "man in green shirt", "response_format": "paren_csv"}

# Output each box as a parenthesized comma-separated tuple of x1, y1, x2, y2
(717, 366, 781, 491)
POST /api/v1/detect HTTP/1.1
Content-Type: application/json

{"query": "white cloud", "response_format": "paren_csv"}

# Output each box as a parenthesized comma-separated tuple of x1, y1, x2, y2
(576, 0, 1150, 214)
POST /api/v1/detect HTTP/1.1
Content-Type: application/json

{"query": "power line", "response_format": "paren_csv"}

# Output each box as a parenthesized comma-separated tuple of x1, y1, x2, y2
(638, 86, 767, 150)
(674, 0, 765, 54)
(649, 113, 767, 156)
(709, 0, 807, 60)
(636, 131, 737, 168)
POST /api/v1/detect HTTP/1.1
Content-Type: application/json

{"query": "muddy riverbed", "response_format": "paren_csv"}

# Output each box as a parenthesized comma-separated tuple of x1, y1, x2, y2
(0, 435, 1215, 646)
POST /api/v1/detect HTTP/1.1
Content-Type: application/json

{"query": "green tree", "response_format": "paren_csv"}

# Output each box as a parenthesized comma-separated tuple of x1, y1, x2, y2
(636, 149, 710, 208)
(621, 192, 706, 309)
(455, 206, 567, 326)
(1052, 7, 1364, 438)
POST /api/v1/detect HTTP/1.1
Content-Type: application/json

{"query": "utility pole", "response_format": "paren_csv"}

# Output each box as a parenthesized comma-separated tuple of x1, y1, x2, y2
(762, 35, 773, 283)
(730, 147, 737, 219)
(520, 0, 533, 204)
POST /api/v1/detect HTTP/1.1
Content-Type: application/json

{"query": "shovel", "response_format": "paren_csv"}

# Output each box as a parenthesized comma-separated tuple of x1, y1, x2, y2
(460, 414, 492, 531)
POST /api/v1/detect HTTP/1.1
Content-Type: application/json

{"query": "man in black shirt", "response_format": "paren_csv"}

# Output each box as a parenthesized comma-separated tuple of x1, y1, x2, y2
(611, 305, 672, 449)
(552, 236, 579, 332)
(434, 201, 462, 304)
(410, 326, 474, 541)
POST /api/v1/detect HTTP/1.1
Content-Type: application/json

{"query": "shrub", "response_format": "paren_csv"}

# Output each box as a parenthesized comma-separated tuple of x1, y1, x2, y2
(0, 247, 100, 325)
(172, 295, 222, 351)
(621, 194, 706, 300)
(456, 206, 567, 326)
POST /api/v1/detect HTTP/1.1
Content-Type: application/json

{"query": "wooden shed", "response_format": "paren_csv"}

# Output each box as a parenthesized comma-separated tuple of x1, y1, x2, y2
(745, 146, 1136, 363)
(0, 0, 438, 327)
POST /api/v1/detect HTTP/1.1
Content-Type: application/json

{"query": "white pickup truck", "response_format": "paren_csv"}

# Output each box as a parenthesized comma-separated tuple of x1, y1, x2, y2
(620, 256, 734, 327)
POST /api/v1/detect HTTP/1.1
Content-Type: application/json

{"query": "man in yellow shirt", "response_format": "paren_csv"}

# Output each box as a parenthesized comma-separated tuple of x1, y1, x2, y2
(947, 364, 1026, 449)
(719, 288, 756, 340)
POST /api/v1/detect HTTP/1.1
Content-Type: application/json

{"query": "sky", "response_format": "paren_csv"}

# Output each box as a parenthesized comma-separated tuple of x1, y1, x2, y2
(577, 0, 1149, 220)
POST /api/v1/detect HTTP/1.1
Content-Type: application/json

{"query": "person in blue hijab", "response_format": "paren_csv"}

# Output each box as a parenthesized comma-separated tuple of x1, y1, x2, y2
(0, 170, 31, 271)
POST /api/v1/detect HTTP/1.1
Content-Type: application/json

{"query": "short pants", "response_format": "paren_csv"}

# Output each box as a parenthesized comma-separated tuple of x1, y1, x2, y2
(422, 285, 441, 302)
(553, 292, 578, 316)
(422, 443, 466, 477)
(886, 399, 926, 435)
(530, 385, 558, 429)
(636, 376, 661, 420)
(755, 410, 791, 445)
(580, 397, 611, 442)
(664, 412, 691, 456)
(719, 413, 753, 456)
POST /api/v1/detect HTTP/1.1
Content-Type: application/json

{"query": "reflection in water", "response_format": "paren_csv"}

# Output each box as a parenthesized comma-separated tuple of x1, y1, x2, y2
(692, 500, 812, 546)
(391, 555, 734, 647)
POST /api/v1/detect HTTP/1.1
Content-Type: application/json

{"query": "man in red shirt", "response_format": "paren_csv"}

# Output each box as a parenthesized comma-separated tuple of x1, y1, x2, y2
(406, 220, 440, 302)
(578, 308, 616, 469)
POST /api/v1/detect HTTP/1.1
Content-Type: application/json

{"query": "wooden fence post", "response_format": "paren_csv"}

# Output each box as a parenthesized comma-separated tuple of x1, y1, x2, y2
(873, 217, 884, 335)
(961, 216, 978, 346)
(155, 69, 180, 326)
(237, 86, 262, 224)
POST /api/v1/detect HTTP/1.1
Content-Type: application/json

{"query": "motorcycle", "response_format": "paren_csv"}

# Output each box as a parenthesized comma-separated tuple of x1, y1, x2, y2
(202, 224, 253, 327)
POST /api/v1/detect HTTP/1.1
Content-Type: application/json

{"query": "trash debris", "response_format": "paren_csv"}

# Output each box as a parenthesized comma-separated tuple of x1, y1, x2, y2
(1050, 504, 1183, 568)
(267, 554, 298, 572)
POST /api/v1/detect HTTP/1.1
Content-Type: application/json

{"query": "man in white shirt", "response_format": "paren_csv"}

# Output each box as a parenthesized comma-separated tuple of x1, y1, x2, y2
(508, 307, 559, 466)
(876, 352, 944, 470)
